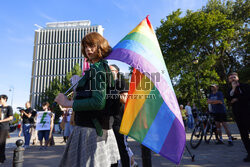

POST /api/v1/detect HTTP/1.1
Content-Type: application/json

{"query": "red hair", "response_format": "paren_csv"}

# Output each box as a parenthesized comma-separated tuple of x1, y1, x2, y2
(81, 32, 112, 62)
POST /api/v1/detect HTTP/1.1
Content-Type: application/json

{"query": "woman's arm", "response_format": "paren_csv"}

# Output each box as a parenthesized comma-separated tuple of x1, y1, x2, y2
(55, 65, 107, 111)
(73, 70, 106, 111)
(49, 114, 54, 138)
(207, 99, 223, 104)
(70, 111, 75, 126)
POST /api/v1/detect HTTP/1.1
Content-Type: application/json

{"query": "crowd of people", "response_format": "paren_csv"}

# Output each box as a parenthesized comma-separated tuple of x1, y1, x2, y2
(0, 32, 249, 166)
(180, 102, 195, 131)
(180, 72, 250, 162)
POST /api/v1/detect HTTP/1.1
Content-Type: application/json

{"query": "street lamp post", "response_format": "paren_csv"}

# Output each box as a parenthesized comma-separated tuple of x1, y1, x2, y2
(192, 59, 201, 112)
(9, 86, 14, 107)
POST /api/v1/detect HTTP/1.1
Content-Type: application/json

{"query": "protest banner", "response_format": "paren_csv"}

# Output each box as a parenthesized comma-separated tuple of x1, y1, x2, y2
(36, 111, 51, 130)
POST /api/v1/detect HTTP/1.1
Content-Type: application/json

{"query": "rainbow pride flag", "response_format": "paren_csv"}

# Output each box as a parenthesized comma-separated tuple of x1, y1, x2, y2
(106, 16, 185, 164)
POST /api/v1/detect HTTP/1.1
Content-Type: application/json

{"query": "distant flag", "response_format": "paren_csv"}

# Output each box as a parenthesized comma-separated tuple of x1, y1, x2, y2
(82, 58, 90, 76)
(106, 16, 185, 164)
(70, 58, 89, 91)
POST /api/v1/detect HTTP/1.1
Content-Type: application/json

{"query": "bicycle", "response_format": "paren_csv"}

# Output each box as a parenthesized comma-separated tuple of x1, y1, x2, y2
(204, 113, 218, 144)
(190, 113, 207, 149)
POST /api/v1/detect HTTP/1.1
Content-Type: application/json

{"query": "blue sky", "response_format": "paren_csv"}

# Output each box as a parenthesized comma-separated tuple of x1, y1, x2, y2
(0, 0, 207, 111)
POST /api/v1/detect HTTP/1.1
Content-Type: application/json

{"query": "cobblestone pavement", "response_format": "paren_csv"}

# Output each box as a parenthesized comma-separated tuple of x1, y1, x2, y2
(1, 123, 249, 167)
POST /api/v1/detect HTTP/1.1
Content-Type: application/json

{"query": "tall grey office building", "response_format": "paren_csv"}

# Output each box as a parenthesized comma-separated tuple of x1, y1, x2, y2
(30, 20, 104, 108)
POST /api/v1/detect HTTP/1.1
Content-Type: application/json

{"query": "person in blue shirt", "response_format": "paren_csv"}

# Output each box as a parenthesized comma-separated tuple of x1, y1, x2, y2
(207, 84, 233, 146)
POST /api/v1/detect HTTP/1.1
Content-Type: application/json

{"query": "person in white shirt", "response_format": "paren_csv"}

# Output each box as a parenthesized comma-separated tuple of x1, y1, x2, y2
(60, 106, 74, 141)
(185, 102, 194, 129)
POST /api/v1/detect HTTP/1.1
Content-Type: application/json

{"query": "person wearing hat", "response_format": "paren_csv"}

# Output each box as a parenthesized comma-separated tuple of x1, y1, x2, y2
(228, 72, 250, 162)
(207, 84, 233, 146)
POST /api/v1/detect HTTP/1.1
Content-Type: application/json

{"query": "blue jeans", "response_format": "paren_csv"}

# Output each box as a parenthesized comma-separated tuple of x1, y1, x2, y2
(187, 115, 194, 129)
(64, 122, 74, 137)
(23, 124, 31, 146)
(38, 130, 50, 141)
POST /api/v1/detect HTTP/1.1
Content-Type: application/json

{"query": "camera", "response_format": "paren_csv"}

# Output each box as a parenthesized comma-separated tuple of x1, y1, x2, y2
(17, 107, 25, 112)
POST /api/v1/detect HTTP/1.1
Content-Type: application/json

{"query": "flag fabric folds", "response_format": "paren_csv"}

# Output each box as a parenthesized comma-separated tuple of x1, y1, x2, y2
(106, 16, 185, 164)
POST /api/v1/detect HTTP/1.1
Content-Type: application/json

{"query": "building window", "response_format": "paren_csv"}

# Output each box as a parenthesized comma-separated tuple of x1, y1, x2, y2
(61, 30, 64, 43)
(57, 44, 61, 59)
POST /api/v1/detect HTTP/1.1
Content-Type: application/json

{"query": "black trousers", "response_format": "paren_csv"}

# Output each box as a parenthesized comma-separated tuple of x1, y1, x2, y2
(141, 144, 152, 167)
(113, 125, 130, 167)
(0, 129, 8, 163)
(233, 109, 250, 155)
(236, 120, 250, 154)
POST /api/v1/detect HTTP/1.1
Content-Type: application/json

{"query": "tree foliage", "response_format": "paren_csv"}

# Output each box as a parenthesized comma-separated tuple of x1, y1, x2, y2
(156, 0, 249, 110)
(41, 63, 82, 121)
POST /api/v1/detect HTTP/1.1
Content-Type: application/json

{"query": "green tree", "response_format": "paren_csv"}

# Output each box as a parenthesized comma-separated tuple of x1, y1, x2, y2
(40, 77, 62, 121)
(42, 77, 62, 105)
(62, 63, 83, 93)
(202, 0, 249, 83)
(128, 66, 134, 76)
(41, 63, 82, 121)
(156, 0, 249, 111)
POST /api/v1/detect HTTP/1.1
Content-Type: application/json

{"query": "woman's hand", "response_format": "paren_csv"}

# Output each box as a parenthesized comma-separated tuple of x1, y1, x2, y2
(231, 81, 239, 90)
(55, 93, 73, 108)
(231, 98, 238, 104)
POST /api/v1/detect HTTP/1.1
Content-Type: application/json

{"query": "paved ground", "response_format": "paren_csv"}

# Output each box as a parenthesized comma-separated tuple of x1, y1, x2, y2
(1, 123, 250, 167)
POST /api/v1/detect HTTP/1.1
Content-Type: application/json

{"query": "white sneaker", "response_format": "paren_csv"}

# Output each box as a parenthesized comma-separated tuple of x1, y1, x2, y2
(131, 161, 138, 167)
